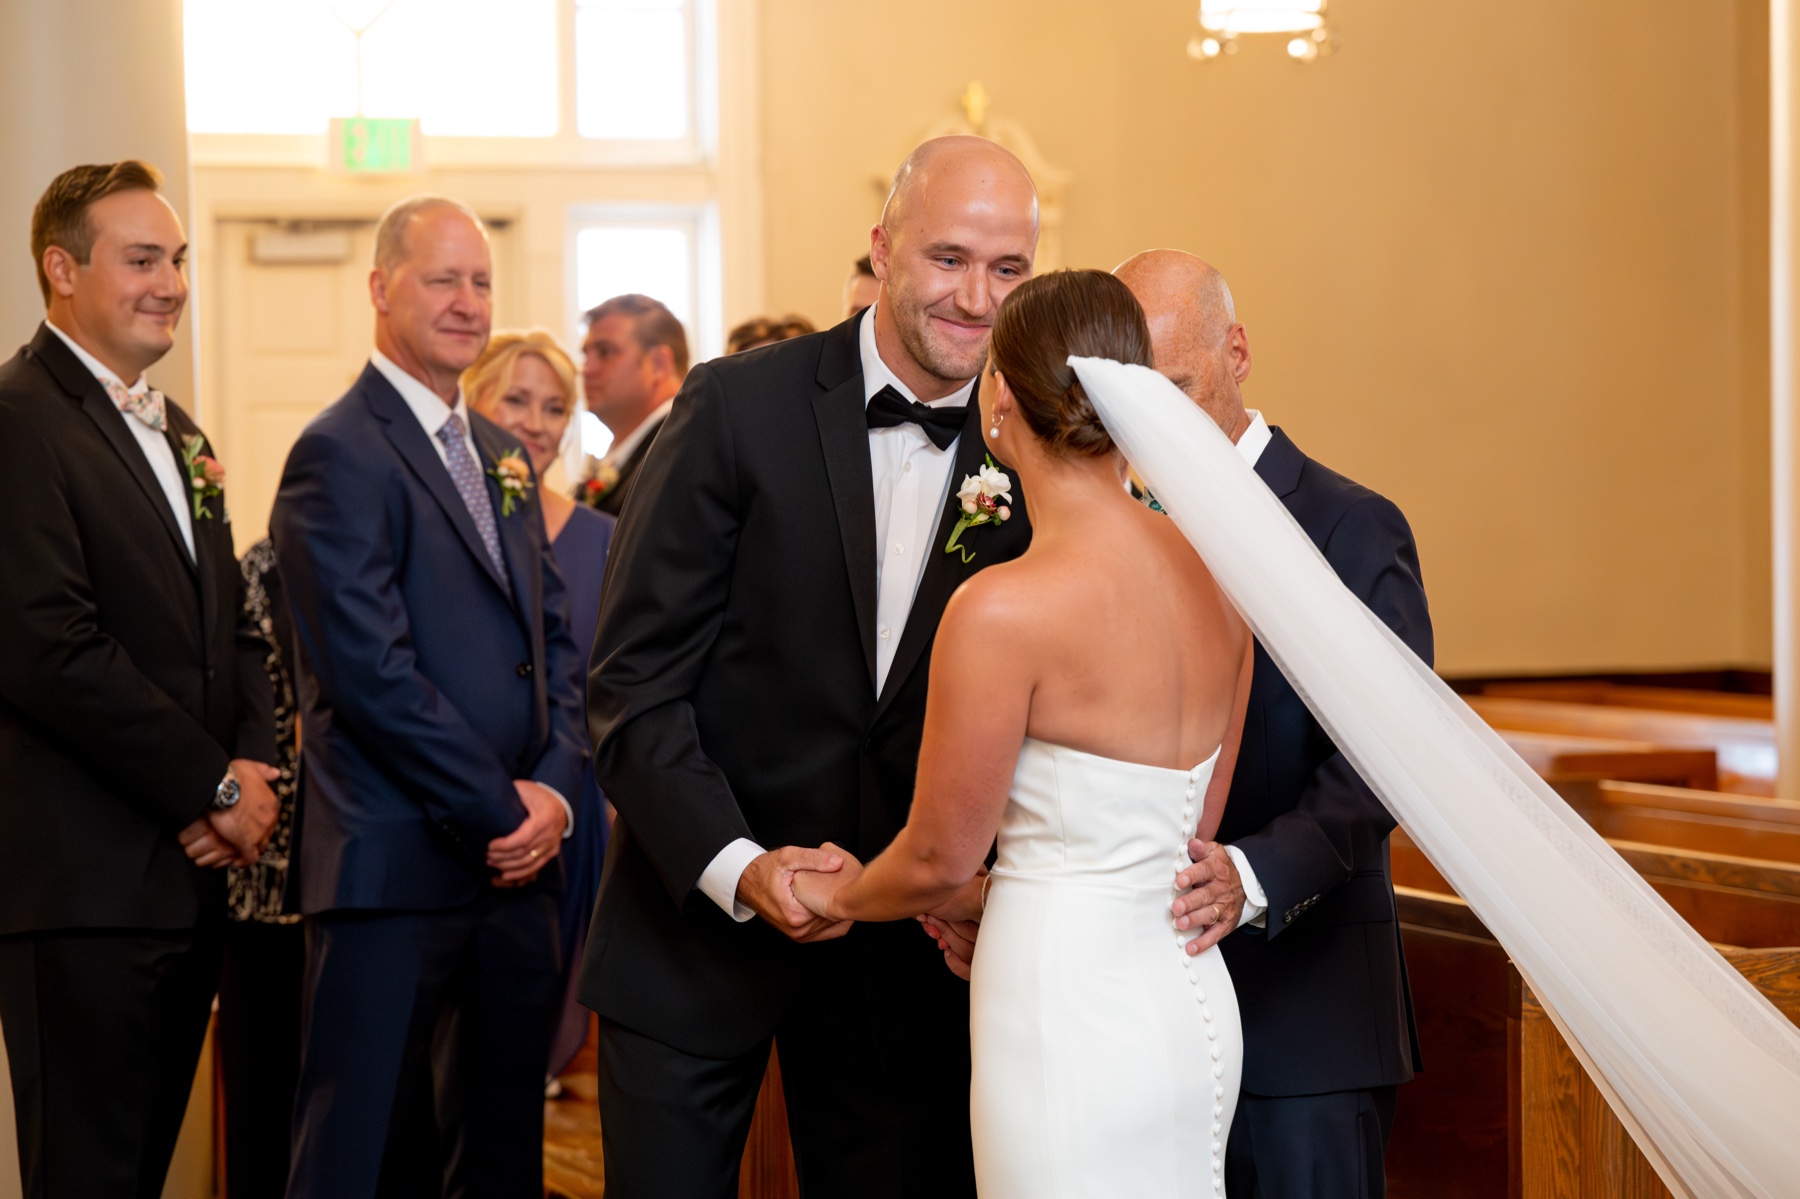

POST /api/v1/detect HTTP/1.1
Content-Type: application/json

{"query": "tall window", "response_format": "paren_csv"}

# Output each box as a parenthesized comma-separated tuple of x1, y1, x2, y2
(569, 204, 720, 457)
(184, 0, 705, 153)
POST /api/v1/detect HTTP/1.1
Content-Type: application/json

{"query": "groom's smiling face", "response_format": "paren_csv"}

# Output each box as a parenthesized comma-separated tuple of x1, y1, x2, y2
(872, 138, 1039, 392)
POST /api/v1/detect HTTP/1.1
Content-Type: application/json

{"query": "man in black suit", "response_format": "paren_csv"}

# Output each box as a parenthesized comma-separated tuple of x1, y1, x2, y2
(0, 160, 279, 1199)
(1120, 250, 1429, 1199)
(580, 136, 1039, 1198)
(577, 293, 686, 515)
(273, 196, 587, 1199)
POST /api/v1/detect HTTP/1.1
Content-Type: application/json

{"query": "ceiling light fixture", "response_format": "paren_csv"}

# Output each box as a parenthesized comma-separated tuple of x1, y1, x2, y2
(1187, 1, 1340, 64)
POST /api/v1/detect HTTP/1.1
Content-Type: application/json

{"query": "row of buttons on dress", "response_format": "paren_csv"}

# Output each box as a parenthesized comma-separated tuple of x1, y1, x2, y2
(1174, 769, 1226, 1193)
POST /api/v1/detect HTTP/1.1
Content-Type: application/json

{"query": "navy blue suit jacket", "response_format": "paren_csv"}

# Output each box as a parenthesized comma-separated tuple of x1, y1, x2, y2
(272, 363, 586, 914)
(1216, 426, 1431, 1097)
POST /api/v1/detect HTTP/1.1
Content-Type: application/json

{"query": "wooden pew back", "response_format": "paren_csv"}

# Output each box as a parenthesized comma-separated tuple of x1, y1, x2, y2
(1515, 948, 1800, 1199)
(1472, 695, 1773, 794)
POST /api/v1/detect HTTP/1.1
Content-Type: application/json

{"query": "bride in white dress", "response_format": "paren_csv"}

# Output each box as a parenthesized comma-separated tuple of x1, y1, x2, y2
(794, 269, 1253, 1198)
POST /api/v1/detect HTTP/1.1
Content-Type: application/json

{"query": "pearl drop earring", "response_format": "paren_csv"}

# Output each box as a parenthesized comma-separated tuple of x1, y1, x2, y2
(989, 413, 1004, 439)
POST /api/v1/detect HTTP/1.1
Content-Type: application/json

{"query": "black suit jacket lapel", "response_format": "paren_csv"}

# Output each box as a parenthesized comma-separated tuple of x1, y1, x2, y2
(164, 408, 220, 666)
(361, 365, 513, 597)
(31, 327, 197, 578)
(872, 395, 990, 720)
(1255, 426, 1305, 502)
(810, 322, 879, 691)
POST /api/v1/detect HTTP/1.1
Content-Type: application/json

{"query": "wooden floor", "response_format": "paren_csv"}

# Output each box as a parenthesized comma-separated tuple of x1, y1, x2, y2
(544, 1072, 606, 1199)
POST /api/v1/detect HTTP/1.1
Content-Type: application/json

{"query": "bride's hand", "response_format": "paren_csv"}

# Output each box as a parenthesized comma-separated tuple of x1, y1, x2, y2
(790, 841, 863, 925)
(926, 868, 987, 926)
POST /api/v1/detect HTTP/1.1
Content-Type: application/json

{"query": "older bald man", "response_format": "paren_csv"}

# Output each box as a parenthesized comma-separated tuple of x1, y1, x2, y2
(579, 136, 1037, 1198)
(1118, 250, 1431, 1199)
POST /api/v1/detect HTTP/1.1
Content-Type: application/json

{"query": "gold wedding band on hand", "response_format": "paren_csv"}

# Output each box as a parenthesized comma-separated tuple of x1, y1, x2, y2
(528, 848, 540, 860)
(1212, 903, 1222, 923)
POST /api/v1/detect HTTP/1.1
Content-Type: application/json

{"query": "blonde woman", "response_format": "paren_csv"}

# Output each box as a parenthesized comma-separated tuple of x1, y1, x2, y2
(463, 329, 615, 1082)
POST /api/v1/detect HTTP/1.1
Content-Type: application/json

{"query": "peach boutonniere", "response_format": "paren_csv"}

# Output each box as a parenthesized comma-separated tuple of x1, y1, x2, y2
(487, 450, 535, 517)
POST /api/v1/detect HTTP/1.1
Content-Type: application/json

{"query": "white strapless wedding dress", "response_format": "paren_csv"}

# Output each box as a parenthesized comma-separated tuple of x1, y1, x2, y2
(970, 737, 1242, 1198)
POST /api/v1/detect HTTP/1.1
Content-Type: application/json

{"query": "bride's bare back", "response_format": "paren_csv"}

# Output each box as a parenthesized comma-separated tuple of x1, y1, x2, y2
(975, 486, 1246, 773)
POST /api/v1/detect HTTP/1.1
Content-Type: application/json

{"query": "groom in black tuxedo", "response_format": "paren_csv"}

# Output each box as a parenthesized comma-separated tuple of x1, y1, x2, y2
(579, 136, 1038, 1198)
(1120, 251, 1429, 1199)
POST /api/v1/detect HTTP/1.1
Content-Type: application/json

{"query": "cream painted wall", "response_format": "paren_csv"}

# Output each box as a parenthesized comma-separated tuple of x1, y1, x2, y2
(759, 0, 1774, 676)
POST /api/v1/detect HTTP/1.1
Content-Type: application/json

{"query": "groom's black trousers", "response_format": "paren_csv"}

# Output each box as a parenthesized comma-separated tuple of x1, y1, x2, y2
(594, 921, 976, 1199)
(1225, 1085, 1398, 1199)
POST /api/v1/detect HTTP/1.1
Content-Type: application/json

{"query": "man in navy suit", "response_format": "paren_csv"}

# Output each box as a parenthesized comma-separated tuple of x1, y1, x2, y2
(273, 196, 586, 1199)
(1119, 250, 1429, 1199)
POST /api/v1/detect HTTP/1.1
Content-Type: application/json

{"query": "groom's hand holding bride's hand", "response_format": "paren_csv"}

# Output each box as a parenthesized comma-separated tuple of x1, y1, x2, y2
(737, 845, 855, 942)
(1172, 839, 1245, 954)
(787, 842, 862, 933)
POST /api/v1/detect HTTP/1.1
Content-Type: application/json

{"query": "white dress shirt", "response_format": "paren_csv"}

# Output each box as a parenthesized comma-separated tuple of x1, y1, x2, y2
(1223, 408, 1272, 928)
(371, 350, 481, 469)
(48, 322, 195, 559)
(369, 350, 575, 838)
(599, 397, 675, 471)
(697, 305, 974, 920)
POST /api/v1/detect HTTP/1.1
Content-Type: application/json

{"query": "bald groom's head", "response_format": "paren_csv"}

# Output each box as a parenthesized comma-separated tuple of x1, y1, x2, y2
(868, 136, 1039, 395)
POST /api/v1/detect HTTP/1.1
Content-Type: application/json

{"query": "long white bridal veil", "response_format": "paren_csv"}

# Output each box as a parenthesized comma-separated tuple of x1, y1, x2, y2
(1070, 356, 1800, 1199)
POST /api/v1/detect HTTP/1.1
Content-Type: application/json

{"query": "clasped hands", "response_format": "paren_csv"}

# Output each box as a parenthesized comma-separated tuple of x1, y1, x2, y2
(180, 772, 567, 889)
(735, 843, 989, 973)
(178, 759, 281, 868)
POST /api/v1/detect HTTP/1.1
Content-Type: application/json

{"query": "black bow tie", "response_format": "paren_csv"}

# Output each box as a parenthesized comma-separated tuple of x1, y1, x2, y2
(865, 385, 968, 451)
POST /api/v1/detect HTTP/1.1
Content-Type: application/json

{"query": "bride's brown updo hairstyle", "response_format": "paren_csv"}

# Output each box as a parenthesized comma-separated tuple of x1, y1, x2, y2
(988, 269, 1154, 459)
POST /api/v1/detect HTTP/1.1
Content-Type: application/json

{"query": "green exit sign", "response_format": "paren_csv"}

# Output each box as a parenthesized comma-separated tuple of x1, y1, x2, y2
(329, 117, 422, 174)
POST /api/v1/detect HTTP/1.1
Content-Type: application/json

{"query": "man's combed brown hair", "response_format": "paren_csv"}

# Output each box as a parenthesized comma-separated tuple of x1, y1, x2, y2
(988, 269, 1153, 459)
(30, 160, 165, 304)
(584, 293, 691, 376)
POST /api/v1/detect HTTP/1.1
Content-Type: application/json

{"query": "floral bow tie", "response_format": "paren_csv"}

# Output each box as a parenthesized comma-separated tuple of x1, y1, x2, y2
(102, 376, 167, 433)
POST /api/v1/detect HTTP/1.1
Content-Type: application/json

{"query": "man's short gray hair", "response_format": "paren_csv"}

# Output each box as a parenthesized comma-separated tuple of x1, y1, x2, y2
(373, 195, 484, 272)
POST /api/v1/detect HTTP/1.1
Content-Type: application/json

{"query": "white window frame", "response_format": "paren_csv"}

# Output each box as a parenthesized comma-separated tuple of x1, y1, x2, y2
(187, 0, 718, 169)
(566, 201, 723, 364)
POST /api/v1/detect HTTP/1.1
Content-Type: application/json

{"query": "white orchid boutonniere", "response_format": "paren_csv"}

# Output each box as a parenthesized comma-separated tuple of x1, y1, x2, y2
(944, 456, 1013, 563)
(180, 435, 226, 521)
(488, 450, 535, 518)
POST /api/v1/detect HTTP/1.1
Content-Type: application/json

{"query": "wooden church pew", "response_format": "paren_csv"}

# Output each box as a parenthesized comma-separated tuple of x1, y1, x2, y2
(1555, 780, 1800, 864)
(1479, 680, 1774, 722)
(1386, 827, 1800, 1199)
(1515, 947, 1800, 1199)
(1472, 695, 1773, 794)
(1490, 727, 1719, 790)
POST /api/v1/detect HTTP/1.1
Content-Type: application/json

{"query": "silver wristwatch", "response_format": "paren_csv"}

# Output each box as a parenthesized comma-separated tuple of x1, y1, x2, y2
(212, 770, 241, 811)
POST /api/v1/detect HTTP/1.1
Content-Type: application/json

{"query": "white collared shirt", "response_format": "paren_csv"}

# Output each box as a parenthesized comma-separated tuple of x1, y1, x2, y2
(599, 397, 675, 470)
(368, 349, 575, 838)
(48, 322, 195, 559)
(696, 304, 976, 920)
(1235, 409, 1271, 468)
(371, 350, 479, 468)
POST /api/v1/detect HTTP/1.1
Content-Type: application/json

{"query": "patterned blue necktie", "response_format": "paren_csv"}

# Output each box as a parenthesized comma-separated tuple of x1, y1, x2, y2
(437, 412, 505, 575)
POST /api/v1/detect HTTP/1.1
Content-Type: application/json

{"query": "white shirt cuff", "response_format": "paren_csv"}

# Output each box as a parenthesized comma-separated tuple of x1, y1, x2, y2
(698, 837, 765, 922)
(539, 784, 576, 839)
(1224, 845, 1269, 929)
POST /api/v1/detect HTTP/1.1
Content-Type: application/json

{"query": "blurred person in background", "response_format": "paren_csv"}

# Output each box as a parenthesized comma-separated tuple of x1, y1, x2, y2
(215, 536, 305, 1199)
(465, 328, 616, 1085)
(577, 294, 687, 515)
(726, 313, 815, 354)
(843, 254, 880, 318)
